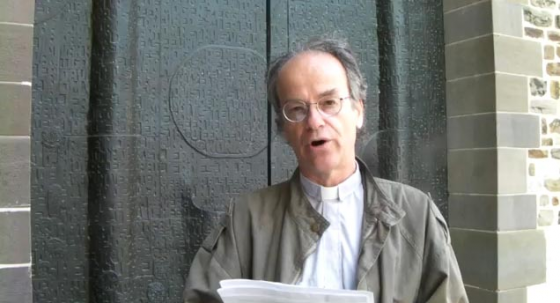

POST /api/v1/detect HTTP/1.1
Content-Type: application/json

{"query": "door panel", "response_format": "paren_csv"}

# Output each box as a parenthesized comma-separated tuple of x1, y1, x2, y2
(31, 1, 446, 302)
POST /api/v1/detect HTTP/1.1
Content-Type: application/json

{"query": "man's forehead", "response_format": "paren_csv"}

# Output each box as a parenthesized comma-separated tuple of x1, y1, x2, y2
(276, 52, 349, 101)
(277, 52, 347, 86)
(282, 51, 343, 71)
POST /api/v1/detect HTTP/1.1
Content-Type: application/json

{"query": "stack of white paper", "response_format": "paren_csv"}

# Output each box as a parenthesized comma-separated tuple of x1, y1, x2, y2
(217, 279, 374, 303)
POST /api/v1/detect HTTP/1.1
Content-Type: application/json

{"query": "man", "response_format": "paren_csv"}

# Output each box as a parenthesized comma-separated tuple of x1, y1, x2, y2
(184, 37, 468, 303)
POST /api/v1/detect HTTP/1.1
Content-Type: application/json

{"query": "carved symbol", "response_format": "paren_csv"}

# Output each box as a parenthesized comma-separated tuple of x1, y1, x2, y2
(169, 45, 268, 159)
(34, 0, 74, 23)
(41, 130, 61, 149)
(147, 282, 166, 303)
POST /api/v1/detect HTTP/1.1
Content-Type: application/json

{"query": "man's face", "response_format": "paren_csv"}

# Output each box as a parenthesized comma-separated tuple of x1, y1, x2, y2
(276, 51, 364, 186)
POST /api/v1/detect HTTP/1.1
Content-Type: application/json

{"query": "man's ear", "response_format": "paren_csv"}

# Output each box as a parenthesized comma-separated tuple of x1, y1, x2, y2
(357, 116, 364, 129)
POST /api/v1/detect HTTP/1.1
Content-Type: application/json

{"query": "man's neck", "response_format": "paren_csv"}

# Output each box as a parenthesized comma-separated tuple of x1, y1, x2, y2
(301, 161, 358, 187)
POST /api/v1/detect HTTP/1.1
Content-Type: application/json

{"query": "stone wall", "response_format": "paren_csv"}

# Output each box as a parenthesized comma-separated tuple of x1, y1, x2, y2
(523, 0, 560, 301)
(0, 0, 34, 302)
(444, 0, 548, 302)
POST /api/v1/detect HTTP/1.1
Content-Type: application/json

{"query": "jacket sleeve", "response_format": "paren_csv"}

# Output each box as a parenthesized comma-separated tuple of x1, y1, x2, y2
(419, 201, 469, 303)
(183, 203, 244, 303)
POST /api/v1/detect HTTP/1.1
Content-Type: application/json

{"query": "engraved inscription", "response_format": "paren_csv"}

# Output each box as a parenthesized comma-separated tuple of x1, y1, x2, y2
(169, 45, 267, 158)
(190, 157, 266, 212)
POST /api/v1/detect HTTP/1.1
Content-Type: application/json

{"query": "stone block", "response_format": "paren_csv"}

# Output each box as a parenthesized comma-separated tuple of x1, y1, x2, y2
(528, 149, 548, 158)
(529, 78, 546, 96)
(544, 178, 560, 192)
(495, 73, 530, 113)
(0, 24, 33, 82)
(498, 230, 546, 289)
(538, 209, 555, 226)
(523, 7, 552, 27)
(449, 194, 537, 231)
(493, 0, 524, 38)
(0, 137, 29, 165)
(465, 286, 527, 303)
(494, 35, 542, 76)
(0, 137, 30, 207)
(445, 35, 494, 80)
(0, 212, 31, 264)
(0, 267, 32, 303)
(549, 118, 560, 133)
(447, 73, 529, 116)
(496, 113, 540, 147)
(549, 31, 560, 42)
(447, 74, 496, 116)
(443, 0, 487, 12)
(451, 229, 497, 289)
(524, 27, 543, 38)
(505, 0, 530, 4)
(550, 81, 559, 99)
(447, 113, 541, 148)
(546, 62, 560, 76)
(0, 83, 31, 136)
(497, 149, 527, 193)
(530, 100, 557, 114)
(451, 229, 546, 290)
(531, 0, 556, 9)
(0, 0, 34, 24)
(544, 45, 554, 59)
(444, 0, 528, 13)
(448, 113, 496, 149)
(448, 148, 526, 194)
(449, 149, 497, 194)
(444, 1, 492, 44)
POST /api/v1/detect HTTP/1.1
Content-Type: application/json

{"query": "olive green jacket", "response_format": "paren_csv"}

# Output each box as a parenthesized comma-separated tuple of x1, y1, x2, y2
(184, 160, 468, 303)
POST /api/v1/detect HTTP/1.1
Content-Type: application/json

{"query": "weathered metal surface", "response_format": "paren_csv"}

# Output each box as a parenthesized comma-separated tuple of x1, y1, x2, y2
(31, 0, 447, 302)
(33, 0, 268, 302)
(31, 0, 92, 302)
(87, 1, 268, 302)
(376, 0, 448, 213)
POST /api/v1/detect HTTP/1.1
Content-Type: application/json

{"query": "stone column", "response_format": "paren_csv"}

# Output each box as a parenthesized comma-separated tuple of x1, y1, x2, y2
(444, 0, 547, 302)
(0, 0, 34, 302)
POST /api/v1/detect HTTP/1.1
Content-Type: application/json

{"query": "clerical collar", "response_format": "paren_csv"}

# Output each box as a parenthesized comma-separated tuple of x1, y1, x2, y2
(299, 163, 362, 202)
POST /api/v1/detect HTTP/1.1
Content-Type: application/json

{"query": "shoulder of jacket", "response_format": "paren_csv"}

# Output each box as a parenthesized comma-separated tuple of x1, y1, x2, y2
(373, 177, 432, 208)
(372, 177, 448, 256)
(231, 180, 291, 216)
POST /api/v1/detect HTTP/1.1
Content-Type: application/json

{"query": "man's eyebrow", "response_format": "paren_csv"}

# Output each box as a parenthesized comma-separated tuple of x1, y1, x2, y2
(318, 88, 338, 98)
(284, 88, 339, 103)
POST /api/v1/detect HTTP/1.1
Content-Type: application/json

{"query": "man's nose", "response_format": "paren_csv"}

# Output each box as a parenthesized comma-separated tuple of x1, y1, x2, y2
(305, 105, 325, 129)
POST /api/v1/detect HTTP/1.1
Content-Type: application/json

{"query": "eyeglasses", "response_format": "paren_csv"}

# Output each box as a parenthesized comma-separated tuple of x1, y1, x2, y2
(282, 96, 351, 123)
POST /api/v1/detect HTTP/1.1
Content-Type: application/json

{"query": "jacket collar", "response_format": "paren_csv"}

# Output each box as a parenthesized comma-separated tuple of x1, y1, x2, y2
(288, 157, 405, 231)
(358, 158, 406, 227)
(282, 157, 406, 285)
(299, 162, 362, 202)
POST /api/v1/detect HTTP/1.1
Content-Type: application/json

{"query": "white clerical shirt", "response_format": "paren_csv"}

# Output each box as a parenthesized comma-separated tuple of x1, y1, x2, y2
(297, 164, 364, 290)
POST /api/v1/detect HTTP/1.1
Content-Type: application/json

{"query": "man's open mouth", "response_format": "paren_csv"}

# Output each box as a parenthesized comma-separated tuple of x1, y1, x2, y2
(311, 140, 327, 147)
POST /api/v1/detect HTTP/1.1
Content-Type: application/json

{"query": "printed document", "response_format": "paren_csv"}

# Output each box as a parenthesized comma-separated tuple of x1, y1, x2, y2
(217, 279, 374, 303)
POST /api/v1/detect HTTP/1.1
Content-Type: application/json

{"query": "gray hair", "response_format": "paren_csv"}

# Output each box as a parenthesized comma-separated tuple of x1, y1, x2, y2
(266, 36, 367, 130)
